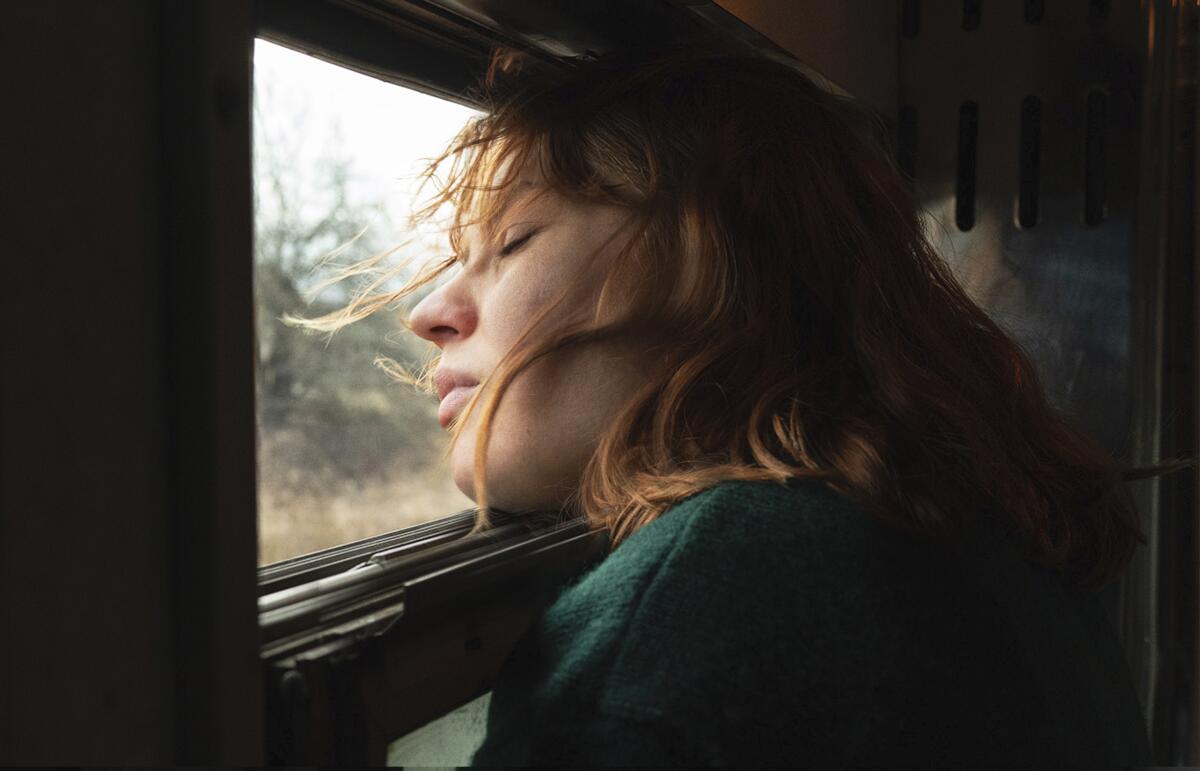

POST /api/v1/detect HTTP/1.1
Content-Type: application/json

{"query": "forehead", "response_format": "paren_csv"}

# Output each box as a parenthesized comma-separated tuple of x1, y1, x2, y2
(450, 141, 627, 256)
(450, 182, 555, 267)
(459, 174, 558, 237)
(483, 149, 550, 214)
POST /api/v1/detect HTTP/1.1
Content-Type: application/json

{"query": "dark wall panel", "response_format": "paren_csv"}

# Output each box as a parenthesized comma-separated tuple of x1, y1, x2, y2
(1, 1, 172, 761)
(1, 0, 262, 763)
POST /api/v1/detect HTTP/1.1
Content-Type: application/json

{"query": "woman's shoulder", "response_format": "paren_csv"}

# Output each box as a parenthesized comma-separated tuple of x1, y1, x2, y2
(478, 477, 1150, 765)
(538, 476, 939, 667)
(531, 478, 874, 636)
(478, 478, 891, 763)
(569, 476, 929, 600)
(535, 475, 1072, 719)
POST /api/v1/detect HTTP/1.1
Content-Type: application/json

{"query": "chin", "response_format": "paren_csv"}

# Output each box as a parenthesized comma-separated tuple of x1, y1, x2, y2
(453, 461, 554, 515)
(450, 458, 477, 504)
(450, 452, 525, 513)
(448, 422, 577, 514)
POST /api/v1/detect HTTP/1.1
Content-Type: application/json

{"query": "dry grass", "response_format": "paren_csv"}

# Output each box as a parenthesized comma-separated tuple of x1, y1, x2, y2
(258, 462, 475, 565)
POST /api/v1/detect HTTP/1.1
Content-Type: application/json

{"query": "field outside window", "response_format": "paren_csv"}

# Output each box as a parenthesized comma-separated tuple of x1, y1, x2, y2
(253, 39, 478, 565)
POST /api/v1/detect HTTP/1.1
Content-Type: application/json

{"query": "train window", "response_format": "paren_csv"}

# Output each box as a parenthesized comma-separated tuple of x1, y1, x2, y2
(252, 39, 478, 565)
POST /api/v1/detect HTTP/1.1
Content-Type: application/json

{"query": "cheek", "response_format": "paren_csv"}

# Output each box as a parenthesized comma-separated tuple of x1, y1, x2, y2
(449, 346, 645, 512)
(483, 268, 569, 350)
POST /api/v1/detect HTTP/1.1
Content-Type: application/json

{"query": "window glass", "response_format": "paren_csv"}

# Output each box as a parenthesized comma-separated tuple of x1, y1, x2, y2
(253, 39, 478, 565)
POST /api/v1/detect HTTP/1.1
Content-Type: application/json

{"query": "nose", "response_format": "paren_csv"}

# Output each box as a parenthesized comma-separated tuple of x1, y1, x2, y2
(408, 273, 478, 348)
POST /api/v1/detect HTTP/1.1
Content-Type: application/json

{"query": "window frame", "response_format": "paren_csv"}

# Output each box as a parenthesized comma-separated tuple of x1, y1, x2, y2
(261, 514, 609, 763)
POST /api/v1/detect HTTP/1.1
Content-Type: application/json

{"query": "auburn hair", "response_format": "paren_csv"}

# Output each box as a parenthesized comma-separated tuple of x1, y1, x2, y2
(301, 45, 1189, 588)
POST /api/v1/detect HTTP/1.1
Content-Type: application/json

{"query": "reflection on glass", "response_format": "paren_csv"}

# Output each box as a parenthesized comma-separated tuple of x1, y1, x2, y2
(253, 39, 478, 565)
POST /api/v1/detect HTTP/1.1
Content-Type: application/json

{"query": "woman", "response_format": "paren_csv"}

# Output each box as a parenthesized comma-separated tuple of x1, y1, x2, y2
(311, 46, 1180, 764)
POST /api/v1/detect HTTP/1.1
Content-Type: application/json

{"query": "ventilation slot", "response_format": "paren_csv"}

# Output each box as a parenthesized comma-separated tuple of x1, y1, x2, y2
(956, 101, 979, 231)
(962, 0, 981, 31)
(898, 105, 917, 183)
(1024, 0, 1044, 24)
(1017, 96, 1042, 229)
(902, 0, 921, 38)
(1084, 90, 1107, 226)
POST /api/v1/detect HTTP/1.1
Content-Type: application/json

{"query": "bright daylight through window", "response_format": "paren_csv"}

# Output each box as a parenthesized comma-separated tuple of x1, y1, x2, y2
(253, 39, 479, 565)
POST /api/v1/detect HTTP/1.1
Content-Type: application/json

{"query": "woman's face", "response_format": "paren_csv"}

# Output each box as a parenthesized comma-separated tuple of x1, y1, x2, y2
(408, 184, 651, 514)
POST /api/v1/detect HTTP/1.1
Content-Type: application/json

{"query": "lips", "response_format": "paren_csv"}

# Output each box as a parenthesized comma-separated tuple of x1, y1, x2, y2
(437, 384, 479, 428)
(433, 368, 480, 428)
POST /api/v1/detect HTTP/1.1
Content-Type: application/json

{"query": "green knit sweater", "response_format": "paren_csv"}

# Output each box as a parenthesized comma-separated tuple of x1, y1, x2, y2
(471, 478, 1151, 765)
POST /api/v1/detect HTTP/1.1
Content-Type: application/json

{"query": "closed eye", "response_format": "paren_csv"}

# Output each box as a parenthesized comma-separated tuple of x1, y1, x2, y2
(499, 227, 541, 257)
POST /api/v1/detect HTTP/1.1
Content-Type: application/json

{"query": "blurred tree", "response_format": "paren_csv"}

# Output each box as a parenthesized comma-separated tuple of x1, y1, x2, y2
(253, 81, 441, 498)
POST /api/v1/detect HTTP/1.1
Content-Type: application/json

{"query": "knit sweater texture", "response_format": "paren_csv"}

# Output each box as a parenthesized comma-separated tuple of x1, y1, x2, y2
(470, 477, 1151, 765)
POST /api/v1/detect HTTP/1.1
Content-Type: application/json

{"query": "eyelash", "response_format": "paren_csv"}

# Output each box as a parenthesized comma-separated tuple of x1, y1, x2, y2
(499, 227, 540, 257)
